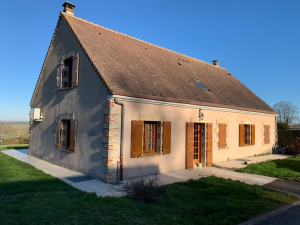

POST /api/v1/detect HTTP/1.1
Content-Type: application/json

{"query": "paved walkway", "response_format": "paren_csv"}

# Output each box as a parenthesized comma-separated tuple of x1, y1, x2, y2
(213, 154, 292, 170)
(2, 149, 283, 197)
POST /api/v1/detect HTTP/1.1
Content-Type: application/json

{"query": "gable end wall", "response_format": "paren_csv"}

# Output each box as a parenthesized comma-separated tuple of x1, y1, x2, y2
(30, 18, 109, 180)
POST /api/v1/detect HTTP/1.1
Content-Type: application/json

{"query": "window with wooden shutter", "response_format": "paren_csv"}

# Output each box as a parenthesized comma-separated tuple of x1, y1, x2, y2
(186, 122, 194, 170)
(57, 53, 79, 90)
(239, 124, 245, 147)
(251, 125, 255, 145)
(55, 119, 61, 149)
(69, 119, 77, 152)
(72, 53, 79, 87)
(143, 122, 157, 154)
(57, 61, 63, 90)
(131, 121, 143, 158)
(219, 123, 227, 149)
(206, 123, 213, 167)
(162, 121, 171, 155)
(264, 125, 270, 144)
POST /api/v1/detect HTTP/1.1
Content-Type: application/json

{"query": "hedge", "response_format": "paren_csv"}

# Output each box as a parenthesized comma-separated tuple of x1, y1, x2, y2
(1, 137, 29, 145)
(278, 130, 300, 147)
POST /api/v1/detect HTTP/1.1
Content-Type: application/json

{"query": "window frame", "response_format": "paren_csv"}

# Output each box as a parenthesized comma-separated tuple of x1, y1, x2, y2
(239, 124, 255, 147)
(192, 78, 211, 91)
(57, 53, 79, 91)
(131, 120, 171, 158)
(143, 121, 157, 154)
(55, 115, 77, 153)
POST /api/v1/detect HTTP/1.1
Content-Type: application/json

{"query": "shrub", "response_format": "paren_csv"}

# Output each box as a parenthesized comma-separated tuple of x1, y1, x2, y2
(291, 137, 300, 156)
(2, 137, 29, 145)
(110, 175, 165, 204)
(278, 130, 300, 148)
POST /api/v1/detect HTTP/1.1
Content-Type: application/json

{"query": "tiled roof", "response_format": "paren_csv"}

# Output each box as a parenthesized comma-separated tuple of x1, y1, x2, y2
(47, 12, 277, 114)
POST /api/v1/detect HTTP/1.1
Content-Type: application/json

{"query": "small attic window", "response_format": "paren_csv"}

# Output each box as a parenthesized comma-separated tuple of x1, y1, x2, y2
(192, 78, 210, 91)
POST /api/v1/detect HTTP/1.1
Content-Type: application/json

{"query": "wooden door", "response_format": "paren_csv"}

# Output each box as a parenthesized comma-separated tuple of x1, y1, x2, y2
(186, 122, 194, 170)
(193, 123, 201, 165)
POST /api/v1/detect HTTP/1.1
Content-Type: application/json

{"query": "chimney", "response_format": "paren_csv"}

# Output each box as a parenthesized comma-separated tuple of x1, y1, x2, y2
(212, 60, 219, 66)
(62, 2, 76, 15)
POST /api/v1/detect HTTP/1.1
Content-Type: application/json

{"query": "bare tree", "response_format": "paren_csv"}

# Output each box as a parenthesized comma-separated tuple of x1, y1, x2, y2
(273, 101, 299, 126)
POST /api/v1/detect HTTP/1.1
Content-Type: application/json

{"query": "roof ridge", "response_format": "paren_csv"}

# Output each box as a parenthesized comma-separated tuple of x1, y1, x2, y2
(62, 12, 227, 70)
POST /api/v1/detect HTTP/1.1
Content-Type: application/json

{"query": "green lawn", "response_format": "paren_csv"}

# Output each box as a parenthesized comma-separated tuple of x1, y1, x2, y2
(0, 144, 28, 150)
(236, 156, 300, 182)
(0, 153, 297, 225)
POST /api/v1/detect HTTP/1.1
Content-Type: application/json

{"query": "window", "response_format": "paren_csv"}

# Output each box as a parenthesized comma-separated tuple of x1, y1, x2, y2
(192, 78, 210, 91)
(219, 123, 227, 149)
(239, 124, 255, 147)
(131, 121, 171, 158)
(57, 53, 79, 90)
(55, 118, 78, 152)
(143, 122, 157, 153)
(264, 125, 270, 144)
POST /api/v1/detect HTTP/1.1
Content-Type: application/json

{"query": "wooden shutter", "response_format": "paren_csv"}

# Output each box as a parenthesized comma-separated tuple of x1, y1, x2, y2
(251, 125, 255, 145)
(219, 123, 227, 149)
(206, 123, 213, 167)
(264, 125, 270, 144)
(131, 121, 143, 158)
(162, 121, 171, 155)
(186, 122, 194, 170)
(57, 60, 63, 89)
(72, 53, 79, 87)
(55, 119, 61, 149)
(69, 119, 77, 153)
(239, 124, 245, 147)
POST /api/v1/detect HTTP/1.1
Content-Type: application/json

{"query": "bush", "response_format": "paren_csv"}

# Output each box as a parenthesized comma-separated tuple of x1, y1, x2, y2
(291, 137, 300, 156)
(110, 175, 165, 204)
(278, 130, 300, 148)
(2, 137, 29, 145)
(277, 122, 290, 131)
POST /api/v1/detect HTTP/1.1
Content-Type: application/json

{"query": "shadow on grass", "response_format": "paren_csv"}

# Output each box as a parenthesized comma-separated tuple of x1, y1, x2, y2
(275, 160, 300, 173)
(4, 146, 28, 150)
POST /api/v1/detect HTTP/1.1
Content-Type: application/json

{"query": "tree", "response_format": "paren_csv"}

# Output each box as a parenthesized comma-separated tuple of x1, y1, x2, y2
(273, 101, 299, 126)
(277, 121, 290, 131)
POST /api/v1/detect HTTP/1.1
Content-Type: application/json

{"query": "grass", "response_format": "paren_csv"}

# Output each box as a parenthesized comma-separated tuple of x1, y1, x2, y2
(0, 144, 28, 150)
(236, 156, 300, 182)
(0, 153, 298, 225)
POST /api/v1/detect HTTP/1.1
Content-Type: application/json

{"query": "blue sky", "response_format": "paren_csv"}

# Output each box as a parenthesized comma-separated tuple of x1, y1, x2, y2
(0, 0, 299, 121)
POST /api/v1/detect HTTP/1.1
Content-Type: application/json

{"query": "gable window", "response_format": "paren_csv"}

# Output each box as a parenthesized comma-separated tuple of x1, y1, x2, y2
(55, 115, 78, 152)
(131, 121, 171, 158)
(57, 53, 79, 90)
(192, 78, 210, 91)
(239, 124, 255, 147)
(264, 125, 270, 144)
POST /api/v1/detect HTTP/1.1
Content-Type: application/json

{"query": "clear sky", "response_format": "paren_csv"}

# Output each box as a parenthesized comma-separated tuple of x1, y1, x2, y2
(0, 0, 299, 121)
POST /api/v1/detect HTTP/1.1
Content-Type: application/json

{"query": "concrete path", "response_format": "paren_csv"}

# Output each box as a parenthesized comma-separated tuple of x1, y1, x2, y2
(213, 154, 292, 170)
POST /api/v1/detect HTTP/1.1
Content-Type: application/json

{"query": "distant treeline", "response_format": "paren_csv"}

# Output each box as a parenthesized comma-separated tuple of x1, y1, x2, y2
(0, 122, 29, 144)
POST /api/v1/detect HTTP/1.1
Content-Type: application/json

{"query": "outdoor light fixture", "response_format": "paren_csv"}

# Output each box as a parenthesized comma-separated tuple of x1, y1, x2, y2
(199, 109, 204, 121)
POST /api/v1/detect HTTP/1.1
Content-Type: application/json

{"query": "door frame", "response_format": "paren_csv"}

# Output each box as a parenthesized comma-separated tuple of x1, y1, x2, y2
(185, 122, 213, 169)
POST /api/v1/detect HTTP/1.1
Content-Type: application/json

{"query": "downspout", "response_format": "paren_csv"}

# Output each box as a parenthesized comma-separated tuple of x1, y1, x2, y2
(114, 98, 124, 181)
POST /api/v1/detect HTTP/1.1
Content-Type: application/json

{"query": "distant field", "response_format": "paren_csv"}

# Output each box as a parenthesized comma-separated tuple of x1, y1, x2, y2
(0, 122, 29, 138)
(0, 122, 29, 144)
